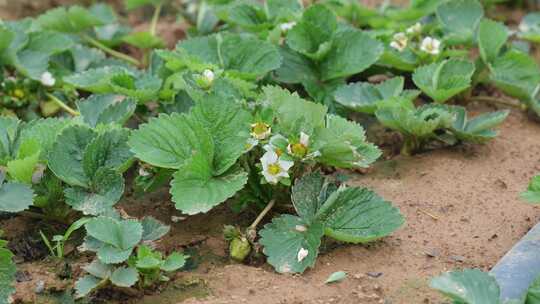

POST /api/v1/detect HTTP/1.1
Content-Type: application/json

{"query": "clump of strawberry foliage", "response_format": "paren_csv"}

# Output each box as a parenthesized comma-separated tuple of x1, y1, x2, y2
(0, 0, 539, 302)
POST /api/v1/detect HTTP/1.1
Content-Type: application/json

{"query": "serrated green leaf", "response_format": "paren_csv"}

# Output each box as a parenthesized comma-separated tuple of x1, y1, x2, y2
(191, 94, 251, 175)
(267, 0, 303, 20)
(141, 217, 170, 241)
(334, 77, 406, 114)
(110, 267, 139, 287)
(6, 147, 39, 184)
(313, 115, 381, 169)
(97, 245, 133, 264)
(430, 269, 501, 304)
(220, 3, 269, 31)
(518, 13, 540, 43)
(77, 95, 136, 127)
(315, 187, 404, 243)
(82, 128, 132, 178)
(0, 182, 34, 212)
(129, 113, 213, 169)
(412, 59, 475, 103)
(37, 6, 104, 33)
(161, 252, 187, 272)
(259, 214, 324, 274)
(449, 107, 509, 143)
(13, 49, 49, 79)
(64, 168, 124, 216)
(64, 66, 131, 93)
(292, 172, 326, 223)
(25, 31, 74, 56)
(376, 100, 455, 139)
(83, 259, 113, 279)
(378, 48, 419, 72)
(74, 275, 101, 298)
(478, 19, 508, 64)
(71, 44, 106, 72)
(109, 73, 162, 103)
(490, 50, 540, 102)
(265, 86, 327, 136)
(522, 175, 540, 204)
(319, 29, 383, 81)
(48, 124, 97, 188)
(273, 46, 318, 84)
(123, 31, 165, 49)
(0, 246, 16, 304)
(170, 165, 248, 215)
(325, 271, 347, 284)
(436, 0, 484, 45)
(0, 117, 20, 164)
(177, 33, 281, 79)
(85, 217, 143, 250)
(286, 4, 337, 58)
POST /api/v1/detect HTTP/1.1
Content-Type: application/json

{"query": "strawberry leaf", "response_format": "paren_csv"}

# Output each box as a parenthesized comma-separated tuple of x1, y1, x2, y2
(259, 215, 325, 274)
(478, 19, 508, 64)
(522, 175, 540, 204)
(412, 59, 475, 103)
(436, 0, 483, 45)
(430, 269, 501, 304)
(77, 94, 136, 128)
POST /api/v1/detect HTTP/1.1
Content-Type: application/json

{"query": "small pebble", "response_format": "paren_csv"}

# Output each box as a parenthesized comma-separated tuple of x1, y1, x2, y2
(366, 271, 383, 278)
(450, 255, 466, 262)
(34, 280, 45, 294)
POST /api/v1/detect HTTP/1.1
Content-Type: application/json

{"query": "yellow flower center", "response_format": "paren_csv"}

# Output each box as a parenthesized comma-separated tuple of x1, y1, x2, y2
(13, 89, 24, 99)
(268, 163, 281, 175)
(291, 143, 308, 157)
(251, 122, 269, 136)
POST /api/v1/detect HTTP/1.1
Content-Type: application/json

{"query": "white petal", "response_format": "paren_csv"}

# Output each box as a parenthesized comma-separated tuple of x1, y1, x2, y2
(300, 132, 310, 146)
(279, 159, 294, 171)
(262, 170, 279, 184)
(297, 248, 309, 262)
(261, 151, 278, 165)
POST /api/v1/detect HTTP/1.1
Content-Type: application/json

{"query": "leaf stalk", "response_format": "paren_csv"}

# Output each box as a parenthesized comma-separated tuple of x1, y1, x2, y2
(46, 93, 80, 116)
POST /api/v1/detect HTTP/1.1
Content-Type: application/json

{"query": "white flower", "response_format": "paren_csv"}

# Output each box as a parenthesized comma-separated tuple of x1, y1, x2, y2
(406, 22, 422, 35)
(260, 150, 294, 184)
(287, 132, 310, 157)
(519, 23, 530, 33)
(297, 248, 309, 262)
(420, 37, 441, 55)
(251, 122, 271, 140)
(390, 32, 408, 52)
(295, 225, 307, 232)
(138, 167, 151, 177)
(40, 71, 55, 87)
(245, 137, 259, 152)
(203, 69, 215, 83)
(280, 21, 297, 32)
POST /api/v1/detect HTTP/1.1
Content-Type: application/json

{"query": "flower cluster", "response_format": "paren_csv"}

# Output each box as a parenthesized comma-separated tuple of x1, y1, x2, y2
(389, 23, 441, 56)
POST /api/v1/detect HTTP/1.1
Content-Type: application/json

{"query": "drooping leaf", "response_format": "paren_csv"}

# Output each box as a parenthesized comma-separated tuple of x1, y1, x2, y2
(110, 267, 139, 287)
(478, 19, 508, 64)
(412, 59, 475, 103)
(448, 107, 509, 143)
(436, 0, 484, 45)
(430, 269, 501, 304)
(315, 187, 404, 243)
(0, 182, 34, 213)
(259, 214, 325, 274)
(522, 175, 540, 204)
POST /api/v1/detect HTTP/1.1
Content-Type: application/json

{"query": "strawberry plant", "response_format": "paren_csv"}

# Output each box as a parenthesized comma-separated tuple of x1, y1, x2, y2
(75, 216, 186, 297)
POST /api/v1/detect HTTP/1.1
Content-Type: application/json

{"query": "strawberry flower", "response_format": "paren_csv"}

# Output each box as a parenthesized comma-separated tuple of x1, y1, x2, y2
(260, 150, 294, 185)
(420, 37, 441, 55)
